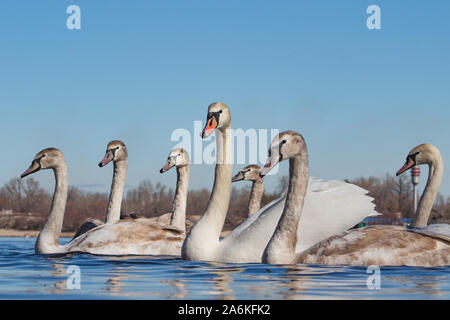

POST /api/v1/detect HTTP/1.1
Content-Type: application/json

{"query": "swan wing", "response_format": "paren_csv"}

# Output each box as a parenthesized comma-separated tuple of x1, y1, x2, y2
(66, 219, 184, 255)
(407, 224, 450, 242)
(296, 177, 378, 252)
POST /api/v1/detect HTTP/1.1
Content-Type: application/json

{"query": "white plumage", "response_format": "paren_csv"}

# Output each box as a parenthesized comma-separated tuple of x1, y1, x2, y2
(218, 177, 378, 262)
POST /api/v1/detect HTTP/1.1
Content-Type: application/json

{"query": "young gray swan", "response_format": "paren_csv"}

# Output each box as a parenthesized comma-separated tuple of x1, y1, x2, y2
(232, 165, 264, 217)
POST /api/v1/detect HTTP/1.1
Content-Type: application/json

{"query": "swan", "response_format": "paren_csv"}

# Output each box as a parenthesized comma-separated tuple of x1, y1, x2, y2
(158, 148, 194, 233)
(261, 139, 450, 266)
(21, 148, 185, 255)
(99, 140, 128, 224)
(72, 140, 129, 238)
(232, 165, 264, 217)
(182, 102, 377, 263)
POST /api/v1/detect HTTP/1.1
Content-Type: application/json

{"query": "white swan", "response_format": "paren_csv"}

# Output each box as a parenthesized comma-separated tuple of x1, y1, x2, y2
(232, 165, 264, 217)
(21, 148, 185, 255)
(261, 139, 450, 266)
(182, 102, 377, 263)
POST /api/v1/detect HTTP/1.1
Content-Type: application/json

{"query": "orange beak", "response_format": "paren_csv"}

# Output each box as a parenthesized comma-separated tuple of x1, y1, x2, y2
(201, 117, 218, 138)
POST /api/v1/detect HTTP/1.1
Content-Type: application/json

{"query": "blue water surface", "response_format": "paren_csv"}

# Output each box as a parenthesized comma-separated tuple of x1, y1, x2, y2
(0, 237, 448, 300)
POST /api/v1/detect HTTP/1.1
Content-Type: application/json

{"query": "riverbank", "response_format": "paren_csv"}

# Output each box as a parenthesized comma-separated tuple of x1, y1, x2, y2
(0, 229, 75, 238)
(0, 228, 231, 238)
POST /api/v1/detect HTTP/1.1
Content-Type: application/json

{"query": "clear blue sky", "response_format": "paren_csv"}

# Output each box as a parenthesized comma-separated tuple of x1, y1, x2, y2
(0, 1, 449, 197)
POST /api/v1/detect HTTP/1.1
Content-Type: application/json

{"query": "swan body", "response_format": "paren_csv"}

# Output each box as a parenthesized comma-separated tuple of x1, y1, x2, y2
(295, 225, 450, 266)
(65, 219, 184, 255)
(182, 103, 377, 263)
(260, 138, 450, 266)
(72, 218, 104, 239)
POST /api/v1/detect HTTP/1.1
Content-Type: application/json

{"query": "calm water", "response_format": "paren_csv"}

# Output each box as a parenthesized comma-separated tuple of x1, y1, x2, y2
(0, 237, 449, 300)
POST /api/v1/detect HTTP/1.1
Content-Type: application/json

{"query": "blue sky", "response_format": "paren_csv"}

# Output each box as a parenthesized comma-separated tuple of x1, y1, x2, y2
(0, 1, 449, 197)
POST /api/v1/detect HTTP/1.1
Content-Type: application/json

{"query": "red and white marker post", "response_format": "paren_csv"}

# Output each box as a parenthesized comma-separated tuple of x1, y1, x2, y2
(411, 166, 421, 212)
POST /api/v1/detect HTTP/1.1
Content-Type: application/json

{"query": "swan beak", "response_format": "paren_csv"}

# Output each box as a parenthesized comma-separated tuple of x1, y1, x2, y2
(98, 150, 114, 167)
(260, 157, 278, 177)
(201, 117, 218, 138)
(396, 157, 415, 176)
(21, 161, 41, 178)
(232, 171, 245, 182)
(160, 160, 175, 173)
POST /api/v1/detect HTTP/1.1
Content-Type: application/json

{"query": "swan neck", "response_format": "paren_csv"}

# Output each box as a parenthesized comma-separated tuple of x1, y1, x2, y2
(412, 156, 443, 227)
(263, 150, 308, 264)
(36, 163, 68, 251)
(105, 159, 127, 224)
(171, 165, 190, 232)
(182, 125, 233, 259)
(248, 180, 264, 216)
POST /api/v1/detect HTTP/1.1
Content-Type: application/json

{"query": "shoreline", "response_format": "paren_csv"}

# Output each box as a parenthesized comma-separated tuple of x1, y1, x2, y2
(0, 229, 75, 238)
(0, 228, 230, 238)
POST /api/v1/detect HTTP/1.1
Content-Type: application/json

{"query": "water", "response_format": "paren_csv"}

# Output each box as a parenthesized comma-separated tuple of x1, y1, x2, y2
(0, 237, 449, 299)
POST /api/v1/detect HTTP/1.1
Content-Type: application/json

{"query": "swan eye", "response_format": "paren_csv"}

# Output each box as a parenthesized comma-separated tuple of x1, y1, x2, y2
(281, 139, 287, 144)
(408, 152, 420, 164)
(408, 152, 419, 160)
(268, 149, 271, 157)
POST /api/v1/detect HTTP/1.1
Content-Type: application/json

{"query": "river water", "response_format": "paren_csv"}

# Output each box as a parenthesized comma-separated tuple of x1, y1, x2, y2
(0, 237, 448, 299)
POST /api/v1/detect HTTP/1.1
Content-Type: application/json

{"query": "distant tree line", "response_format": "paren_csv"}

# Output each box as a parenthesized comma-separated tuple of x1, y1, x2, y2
(0, 172, 449, 231)
(349, 173, 450, 223)
(0, 177, 281, 232)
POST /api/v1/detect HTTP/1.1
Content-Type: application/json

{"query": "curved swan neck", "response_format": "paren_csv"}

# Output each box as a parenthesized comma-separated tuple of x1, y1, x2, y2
(182, 124, 233, 259)
(263, 149, 309, 264)
(171, 165, 190, 232)
(248, 180, 264, 216)
(412, 155, 444, 227)
(36, 163, 68, 252)
(105, 159, 128, 224)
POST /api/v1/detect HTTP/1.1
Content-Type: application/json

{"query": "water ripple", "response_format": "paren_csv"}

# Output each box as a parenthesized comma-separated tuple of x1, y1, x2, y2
(0, 237, 448, 299)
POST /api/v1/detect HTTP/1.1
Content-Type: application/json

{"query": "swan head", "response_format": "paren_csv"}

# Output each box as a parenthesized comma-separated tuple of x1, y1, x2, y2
(160, 148, 190, 173)
(396, 143, 441, 176)
(98, 140, 128, 167)
(201, 102, 231, 138)
(232, 165, 263, 183)
(260, 131, 306, 177)
(21, 148, 65, 178)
